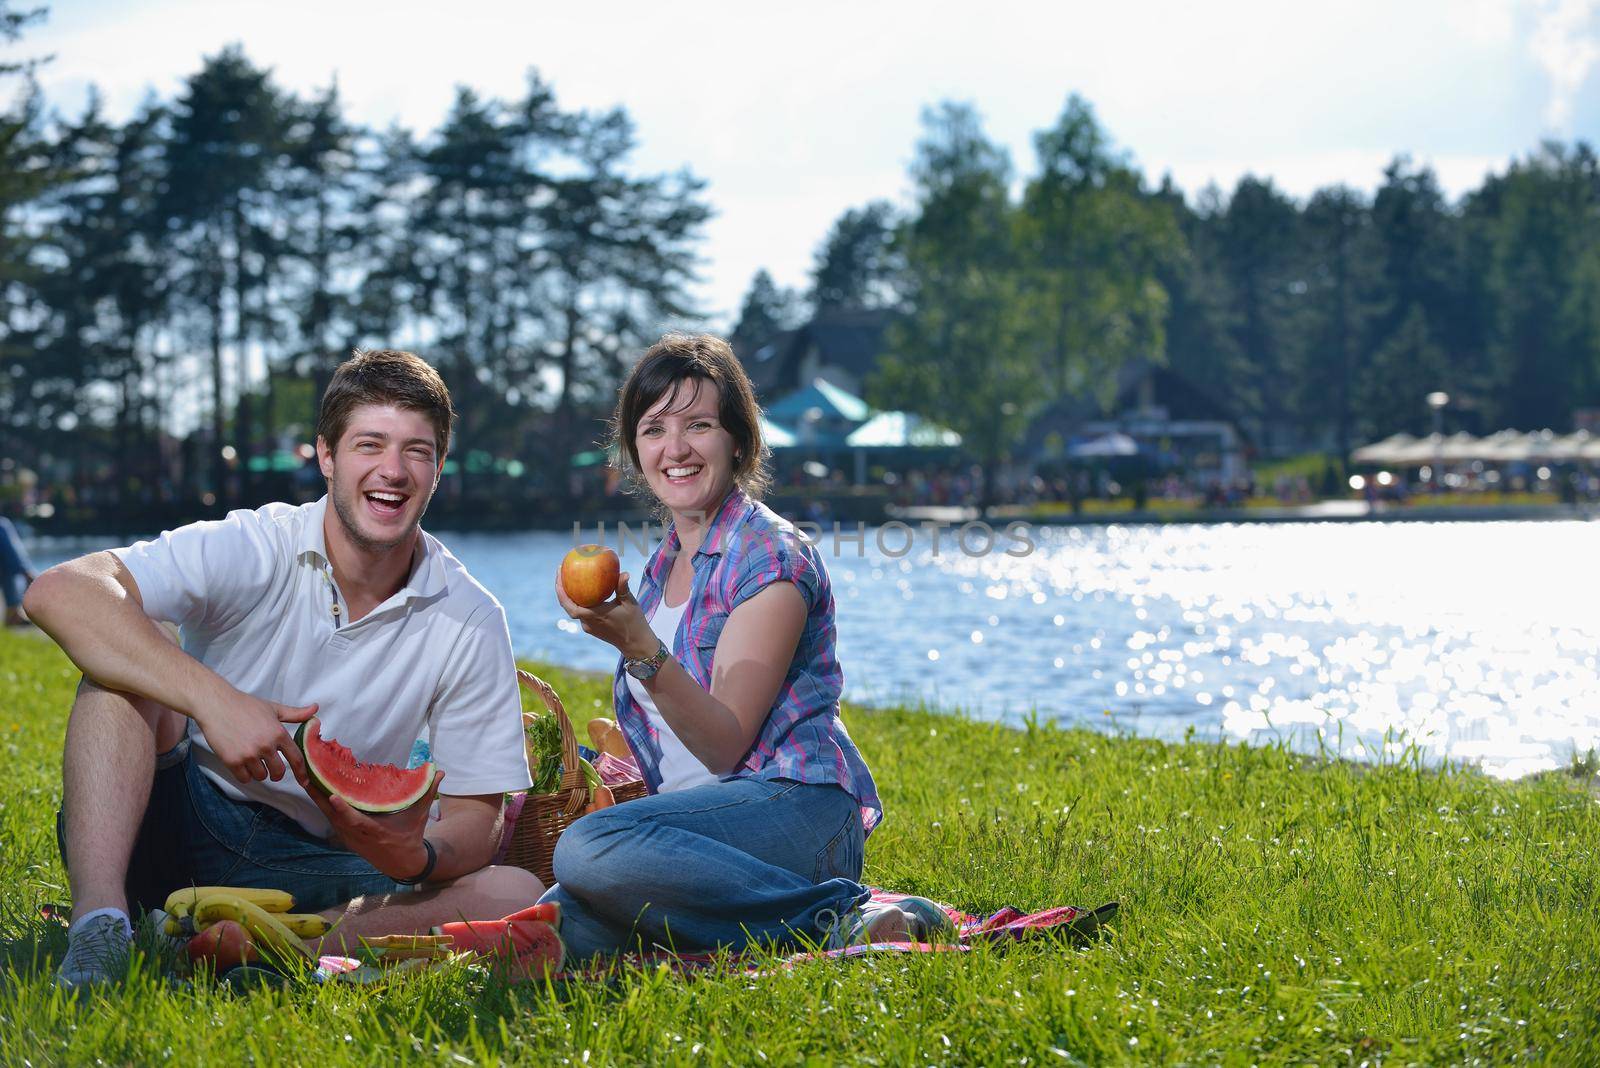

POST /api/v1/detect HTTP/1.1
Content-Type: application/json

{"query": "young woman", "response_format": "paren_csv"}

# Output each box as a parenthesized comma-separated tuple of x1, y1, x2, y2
(540, 333, 949, 959)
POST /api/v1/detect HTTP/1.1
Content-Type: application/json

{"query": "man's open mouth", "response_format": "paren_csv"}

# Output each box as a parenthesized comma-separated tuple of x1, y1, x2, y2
(364, 490, 408, 518)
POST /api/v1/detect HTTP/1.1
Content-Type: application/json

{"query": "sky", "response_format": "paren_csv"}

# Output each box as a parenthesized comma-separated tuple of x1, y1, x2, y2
(14, 0, 1600, 329)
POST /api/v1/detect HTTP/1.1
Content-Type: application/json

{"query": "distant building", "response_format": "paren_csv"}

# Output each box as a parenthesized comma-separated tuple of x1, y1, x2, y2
(1022, 359, 1247, 483)
(737, 312, 1245, 483)
(737, 309, 890, 401)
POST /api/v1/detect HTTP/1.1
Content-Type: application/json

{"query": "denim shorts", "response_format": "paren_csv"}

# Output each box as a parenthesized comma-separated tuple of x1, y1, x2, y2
(56, 738, 405, 915)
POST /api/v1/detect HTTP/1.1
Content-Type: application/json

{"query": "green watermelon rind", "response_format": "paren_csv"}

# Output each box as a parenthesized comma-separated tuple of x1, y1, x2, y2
(295, 716, 434, 814)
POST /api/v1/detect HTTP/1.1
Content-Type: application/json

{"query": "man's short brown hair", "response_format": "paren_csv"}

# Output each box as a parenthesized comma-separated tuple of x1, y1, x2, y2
(317, 349, 455, 456)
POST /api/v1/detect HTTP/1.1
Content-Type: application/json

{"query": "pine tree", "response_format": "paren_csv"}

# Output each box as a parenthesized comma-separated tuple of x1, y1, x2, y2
(1214, 176, 1300, 451)
(1297, 185, 1379, 458)
(873, 102, 1032, 509)
(161, 45, 291, 499)
(808, 201, 897, 314)
(731, 269, 800, 353)
(539, 102, 710, 464)
(1015, 95, 1180, 408)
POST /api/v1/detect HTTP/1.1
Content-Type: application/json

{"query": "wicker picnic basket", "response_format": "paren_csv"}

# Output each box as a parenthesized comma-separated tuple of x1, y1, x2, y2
(505, 671, 647, 885)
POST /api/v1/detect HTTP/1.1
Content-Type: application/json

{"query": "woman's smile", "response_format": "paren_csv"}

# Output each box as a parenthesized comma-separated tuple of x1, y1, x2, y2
(637, 380, 736, 517)
(663, 464, 704, 484)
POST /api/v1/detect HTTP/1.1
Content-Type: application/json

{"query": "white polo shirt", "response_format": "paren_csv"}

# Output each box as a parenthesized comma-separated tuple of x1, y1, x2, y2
(113, 497, 532, 838)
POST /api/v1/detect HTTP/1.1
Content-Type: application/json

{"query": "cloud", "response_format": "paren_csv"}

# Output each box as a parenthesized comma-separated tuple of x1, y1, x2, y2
(1528, 0, 1600, 129)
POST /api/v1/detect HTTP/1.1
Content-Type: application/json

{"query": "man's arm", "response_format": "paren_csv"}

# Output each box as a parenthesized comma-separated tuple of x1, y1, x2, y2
(296, 598, 530, 880)
(303, 771, 502, 882)
(25, 551, 314, 784)
(426, 793, 503, 880)
(26, 552, 235, 717)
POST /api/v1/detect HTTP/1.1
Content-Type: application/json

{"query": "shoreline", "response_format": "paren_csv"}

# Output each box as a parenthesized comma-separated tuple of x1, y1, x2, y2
(531, 652, 1590, 787)
(13, 499, 1594, 541)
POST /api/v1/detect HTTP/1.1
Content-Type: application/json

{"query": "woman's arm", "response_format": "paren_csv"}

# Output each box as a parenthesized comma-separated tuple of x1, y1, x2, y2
(636, 581, 806, 774)
(558, 573, 807, 776)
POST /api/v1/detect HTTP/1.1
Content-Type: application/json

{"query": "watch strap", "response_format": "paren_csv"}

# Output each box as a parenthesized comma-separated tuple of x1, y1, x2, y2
(626, 639, 671, 679)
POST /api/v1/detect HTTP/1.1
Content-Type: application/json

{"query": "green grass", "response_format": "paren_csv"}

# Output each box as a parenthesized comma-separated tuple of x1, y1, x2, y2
(1252, 451, 1342, 487)
(2, 631, 1597, 1064)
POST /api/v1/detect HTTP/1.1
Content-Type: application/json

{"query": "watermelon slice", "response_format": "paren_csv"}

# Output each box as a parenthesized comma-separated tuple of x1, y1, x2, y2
(296, 717, 434, 814)
(502, 902, 562, 928)
(435, 918, 565, 979)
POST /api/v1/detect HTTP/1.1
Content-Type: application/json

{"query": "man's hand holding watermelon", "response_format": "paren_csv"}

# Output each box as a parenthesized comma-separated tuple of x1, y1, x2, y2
(298, 764, 447, 881)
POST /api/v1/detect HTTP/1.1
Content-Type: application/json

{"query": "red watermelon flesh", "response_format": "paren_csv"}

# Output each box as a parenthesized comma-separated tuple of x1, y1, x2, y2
(297, 716, 434, 814)
(435, 918, 564, 978)
(494, 933, 563, 981)
(502, 903, 562, 928)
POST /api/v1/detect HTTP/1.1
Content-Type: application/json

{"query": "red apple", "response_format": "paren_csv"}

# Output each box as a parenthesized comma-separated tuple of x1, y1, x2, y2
(187, 920, 258, 970)
(561, 545, 620, 608)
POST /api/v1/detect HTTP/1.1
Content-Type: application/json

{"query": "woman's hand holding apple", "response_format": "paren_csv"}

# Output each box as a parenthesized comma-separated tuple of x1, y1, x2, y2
(555, 565, 657, 660)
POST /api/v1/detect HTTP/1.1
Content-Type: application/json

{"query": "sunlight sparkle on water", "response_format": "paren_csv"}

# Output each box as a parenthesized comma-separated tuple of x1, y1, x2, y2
(322, 519, 1600, 781)
(826, 520, 1600, 779)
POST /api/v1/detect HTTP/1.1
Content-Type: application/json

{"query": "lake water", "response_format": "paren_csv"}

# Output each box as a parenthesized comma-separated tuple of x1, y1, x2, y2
(27, 519, 1598, 780)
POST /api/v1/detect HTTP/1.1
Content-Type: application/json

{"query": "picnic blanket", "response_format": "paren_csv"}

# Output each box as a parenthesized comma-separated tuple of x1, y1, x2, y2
(315, 891, 1117, 984)
(553, 889, 1120, 979)
(39, 891, 1115, 988)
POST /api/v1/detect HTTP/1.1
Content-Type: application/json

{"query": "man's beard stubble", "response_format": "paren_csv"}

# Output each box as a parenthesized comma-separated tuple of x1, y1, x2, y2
(329, 473, 426, 554)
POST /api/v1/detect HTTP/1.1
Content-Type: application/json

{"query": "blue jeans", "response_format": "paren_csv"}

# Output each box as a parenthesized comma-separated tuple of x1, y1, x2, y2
(0, 517, 34, 608)
(540, 777, 870, 959)
(57, 738, 404, 915)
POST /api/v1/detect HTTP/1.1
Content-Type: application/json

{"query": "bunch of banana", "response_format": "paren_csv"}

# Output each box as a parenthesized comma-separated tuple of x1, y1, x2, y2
(162, 886, 329, 962)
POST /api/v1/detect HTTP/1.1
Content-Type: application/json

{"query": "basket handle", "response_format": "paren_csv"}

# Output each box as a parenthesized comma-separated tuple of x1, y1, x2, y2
(517, 669, 590, 818)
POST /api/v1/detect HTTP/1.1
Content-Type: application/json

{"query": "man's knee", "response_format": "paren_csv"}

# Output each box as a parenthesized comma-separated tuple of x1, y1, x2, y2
(72, 677, 185, 749)
(453, 863, 545, 900)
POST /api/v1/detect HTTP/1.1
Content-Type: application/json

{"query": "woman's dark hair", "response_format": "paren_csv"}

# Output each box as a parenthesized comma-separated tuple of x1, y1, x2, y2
(610, 333, 771, 504)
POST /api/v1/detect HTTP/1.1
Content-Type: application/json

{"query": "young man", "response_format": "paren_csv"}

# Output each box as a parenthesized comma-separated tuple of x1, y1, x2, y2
(28, 350, 540, 989)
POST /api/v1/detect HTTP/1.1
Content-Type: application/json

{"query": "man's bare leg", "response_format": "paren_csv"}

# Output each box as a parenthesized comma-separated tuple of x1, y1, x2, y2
(312, 866, 546, 953)
(62, 678, 187, 921)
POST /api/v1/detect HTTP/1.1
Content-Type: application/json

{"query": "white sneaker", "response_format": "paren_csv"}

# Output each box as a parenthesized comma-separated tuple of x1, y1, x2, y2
(55, 913, 133, 990)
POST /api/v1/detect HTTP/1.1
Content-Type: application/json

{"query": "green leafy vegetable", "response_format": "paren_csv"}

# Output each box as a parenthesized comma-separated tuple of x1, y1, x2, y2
(523, 711, 564, 793)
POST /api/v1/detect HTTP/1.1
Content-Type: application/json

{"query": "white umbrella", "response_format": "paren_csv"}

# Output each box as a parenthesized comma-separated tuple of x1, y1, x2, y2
(1350, 432, 1416, 464)
(1387, 434, 1448, 466)
(1069, 432, 1141, 458)
(1487, 431, 1551, 463)
(1546, 430, 1592, 460)
(1437, 431, 1487, 461)
(1474, 429, 1528, 462)
(1523, 429, 1562, 460)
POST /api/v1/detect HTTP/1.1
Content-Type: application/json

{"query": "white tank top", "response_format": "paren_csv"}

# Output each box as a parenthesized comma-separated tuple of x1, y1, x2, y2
(623, 594, 721, 793)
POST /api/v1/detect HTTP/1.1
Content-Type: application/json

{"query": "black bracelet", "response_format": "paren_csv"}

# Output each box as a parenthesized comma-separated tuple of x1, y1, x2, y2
(397, 838, 436, 885)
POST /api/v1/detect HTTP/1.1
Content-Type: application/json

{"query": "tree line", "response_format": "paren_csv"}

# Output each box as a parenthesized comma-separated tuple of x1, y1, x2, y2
(4, 2, 1598, 523)
(734, 98, 1600, 478)
(1, 25, 709, 519)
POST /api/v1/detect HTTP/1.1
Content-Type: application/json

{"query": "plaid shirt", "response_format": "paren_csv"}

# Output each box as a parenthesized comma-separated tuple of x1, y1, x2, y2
(612, 487, 883, 834)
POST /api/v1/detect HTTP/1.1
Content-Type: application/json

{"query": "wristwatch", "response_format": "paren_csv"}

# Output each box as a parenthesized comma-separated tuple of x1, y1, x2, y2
(624, 639, 671, 680)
